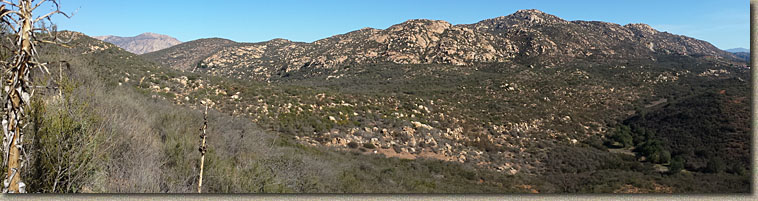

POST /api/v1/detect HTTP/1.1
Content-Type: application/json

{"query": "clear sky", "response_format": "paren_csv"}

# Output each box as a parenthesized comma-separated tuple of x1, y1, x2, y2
(46, 0, 748, 49)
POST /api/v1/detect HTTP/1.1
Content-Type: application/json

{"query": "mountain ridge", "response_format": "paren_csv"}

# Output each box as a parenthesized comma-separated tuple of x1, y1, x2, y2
(144, 9, 740, 81)
(94, 32, 181, 54)
(725, 48, 749, 53)
(142, 37, 239, 71)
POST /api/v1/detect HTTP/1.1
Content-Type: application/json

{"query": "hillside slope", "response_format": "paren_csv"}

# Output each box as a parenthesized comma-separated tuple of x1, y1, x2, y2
(26, 31, 562, 193)
(19, 8, 752, 192)
(142, 38, 240, 71)
(133, 10, 752, 193)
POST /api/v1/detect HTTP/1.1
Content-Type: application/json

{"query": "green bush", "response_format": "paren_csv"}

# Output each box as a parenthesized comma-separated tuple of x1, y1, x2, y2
(27, 79, 106, 193)
(363, 143, 376, 149)
(347, 141, 359, 149)
(660, 150, 671, 164)
(607, 125, 633, 148)
(705, 157, 726, 173)
(634, 140, 669, 164)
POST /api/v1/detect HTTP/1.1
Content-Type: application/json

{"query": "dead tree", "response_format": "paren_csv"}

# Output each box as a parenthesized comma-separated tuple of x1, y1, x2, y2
(197, 100, 209, 193)
(0, 0, 69, 193)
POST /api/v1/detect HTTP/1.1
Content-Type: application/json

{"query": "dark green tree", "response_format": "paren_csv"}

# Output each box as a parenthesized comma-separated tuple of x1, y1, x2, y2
(610, 125, 633, 148)
(660, 150, 671, 164)
(705, 157, 726, 173)
(668, 156, 684, 174)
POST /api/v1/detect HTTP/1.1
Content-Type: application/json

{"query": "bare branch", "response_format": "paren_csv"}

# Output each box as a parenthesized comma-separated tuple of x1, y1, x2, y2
(34, 9, 68, 24)
(37, 39, 69, 48)
(0, 1, 17, 7)
(31, 0, 46, 11)
(0, 10, 22, 20)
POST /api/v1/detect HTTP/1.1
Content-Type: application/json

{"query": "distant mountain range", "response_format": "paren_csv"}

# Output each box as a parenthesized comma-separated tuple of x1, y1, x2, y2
(94, 32, 181, 54)
(725, 48, 749, 53)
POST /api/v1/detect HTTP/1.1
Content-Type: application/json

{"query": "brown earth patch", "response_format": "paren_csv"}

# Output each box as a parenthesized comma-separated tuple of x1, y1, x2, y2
(374, 147, 457, 162)
(517, 184, 539, 193)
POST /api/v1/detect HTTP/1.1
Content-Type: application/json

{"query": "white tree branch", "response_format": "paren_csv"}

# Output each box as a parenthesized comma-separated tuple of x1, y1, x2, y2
(31, 0, 46, 11)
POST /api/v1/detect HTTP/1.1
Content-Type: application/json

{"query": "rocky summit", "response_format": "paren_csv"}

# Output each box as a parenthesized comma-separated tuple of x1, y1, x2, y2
(149, 9, 739, 81)
(94, 32, 181, 54)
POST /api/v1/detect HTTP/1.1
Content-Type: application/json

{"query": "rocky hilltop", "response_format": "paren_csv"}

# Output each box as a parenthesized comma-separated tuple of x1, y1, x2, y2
(148, 9, 739, 80)
(94, 32, 181, 54)
(142, 38, 239, 71)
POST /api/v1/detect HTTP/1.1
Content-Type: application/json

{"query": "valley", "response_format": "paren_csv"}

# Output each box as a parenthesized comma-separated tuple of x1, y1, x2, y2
(9, 9, 751, 193)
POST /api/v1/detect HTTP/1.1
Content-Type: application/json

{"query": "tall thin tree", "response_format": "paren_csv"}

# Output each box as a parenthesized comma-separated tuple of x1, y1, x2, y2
(0, 0, 68, 193)
(197, 100, 209, 193)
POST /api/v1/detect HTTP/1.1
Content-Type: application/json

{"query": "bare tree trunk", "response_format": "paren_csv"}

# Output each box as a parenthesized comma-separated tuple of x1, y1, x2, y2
(197, 102, 209, 193)
(0, 0, 68, 193)
(2, 0, 35, 193)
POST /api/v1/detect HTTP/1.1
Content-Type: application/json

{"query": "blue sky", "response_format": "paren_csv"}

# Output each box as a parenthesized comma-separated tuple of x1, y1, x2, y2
(46, 0, 748, 49)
